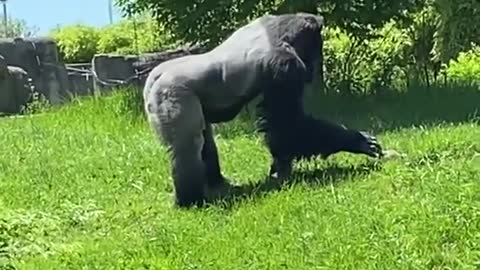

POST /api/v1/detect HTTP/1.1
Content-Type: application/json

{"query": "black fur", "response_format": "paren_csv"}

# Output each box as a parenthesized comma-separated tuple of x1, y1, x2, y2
(256, 85, 383, 179)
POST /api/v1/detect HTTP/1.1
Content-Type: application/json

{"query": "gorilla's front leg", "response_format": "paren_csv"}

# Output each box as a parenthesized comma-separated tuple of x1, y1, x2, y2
(297, 116, 384, 159)
(171, 140, 208, 207)
(201, 124, 227, 188)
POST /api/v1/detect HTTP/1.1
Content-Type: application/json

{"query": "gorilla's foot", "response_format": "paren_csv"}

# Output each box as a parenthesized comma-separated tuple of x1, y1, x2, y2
(173, 186, 206, 208)
(173, 175, 207, 208)
(269, 158, 293, 182)
(206, 173, 228, 189)
(204, 180, 240, 202)
(174, 192, 206, 208)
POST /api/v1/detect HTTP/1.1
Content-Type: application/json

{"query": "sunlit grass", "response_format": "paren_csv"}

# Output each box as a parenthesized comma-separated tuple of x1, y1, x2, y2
(1, 86, 479, 269)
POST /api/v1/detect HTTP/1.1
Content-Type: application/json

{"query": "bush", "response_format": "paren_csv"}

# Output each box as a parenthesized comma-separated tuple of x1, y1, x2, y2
(50, 25, 100, 63)
(445, 46, 480, 86)
(50, 14, 176, 63)
(96, 15, 176, 55)
(322, 22, 411, 95)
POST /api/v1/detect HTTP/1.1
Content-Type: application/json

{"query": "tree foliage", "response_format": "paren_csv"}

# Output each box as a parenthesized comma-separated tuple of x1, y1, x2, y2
(111, 0, 479, 92)
(114, 0, 424, 48)
(49, 13, 175, 63)
(0, 16, 39, 38)
(96, 13, 176, 55)
(50, 25, 100, 63)
(445, 46, 480, 86)
(322, 22, 413, 95)
(433, 0, 480, 63)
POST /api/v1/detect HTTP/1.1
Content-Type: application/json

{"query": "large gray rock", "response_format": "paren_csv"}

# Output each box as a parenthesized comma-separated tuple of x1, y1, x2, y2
(0, 55, 33, 114)
(92, 54, 138, 93)
(0, 37, 71, 104)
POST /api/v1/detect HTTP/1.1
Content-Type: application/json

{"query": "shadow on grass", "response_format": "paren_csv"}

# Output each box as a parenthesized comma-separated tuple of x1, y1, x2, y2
(205, 160, 383, 209)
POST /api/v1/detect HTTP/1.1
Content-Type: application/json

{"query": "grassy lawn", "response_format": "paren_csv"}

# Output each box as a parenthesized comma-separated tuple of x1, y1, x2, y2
(1, 86, 480, 269)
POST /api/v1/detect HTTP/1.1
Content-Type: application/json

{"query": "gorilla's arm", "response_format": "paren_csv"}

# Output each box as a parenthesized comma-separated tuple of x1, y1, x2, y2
(257, 99, 382, 158)
(293, 114, 383, 159)
(255, 89, 383, 179)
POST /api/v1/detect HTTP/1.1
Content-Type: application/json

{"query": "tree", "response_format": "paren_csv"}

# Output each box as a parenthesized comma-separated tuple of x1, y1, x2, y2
(0, 16, 39, 38)
(433, 0, 480, 64)
(114, 0, 424, 49)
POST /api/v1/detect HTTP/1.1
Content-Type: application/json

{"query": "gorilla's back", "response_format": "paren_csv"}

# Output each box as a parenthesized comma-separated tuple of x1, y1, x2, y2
(143, 13, 308, 113)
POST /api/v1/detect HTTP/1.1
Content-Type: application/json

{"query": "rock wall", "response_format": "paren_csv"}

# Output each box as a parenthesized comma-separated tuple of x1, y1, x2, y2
(0, 36, 203, 115)
(0, 37, 71, 110)
(0, 55, 32, 114)
(91, 45, 204, 92)
(66, 63, 95, 97)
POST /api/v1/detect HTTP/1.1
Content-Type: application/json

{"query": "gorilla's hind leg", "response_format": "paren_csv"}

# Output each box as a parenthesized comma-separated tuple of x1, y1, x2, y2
(202, 124, 226, 188)
(145, 87, 208, 208)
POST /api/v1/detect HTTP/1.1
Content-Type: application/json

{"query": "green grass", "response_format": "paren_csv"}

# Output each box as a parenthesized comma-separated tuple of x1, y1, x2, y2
(1, 85, 480, 269)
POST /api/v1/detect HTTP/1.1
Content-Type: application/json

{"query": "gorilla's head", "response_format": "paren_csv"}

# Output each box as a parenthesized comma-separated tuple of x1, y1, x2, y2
(291, 13, 324, 60)
(266, 12, 324, 63)
(260, 12, 324, 85)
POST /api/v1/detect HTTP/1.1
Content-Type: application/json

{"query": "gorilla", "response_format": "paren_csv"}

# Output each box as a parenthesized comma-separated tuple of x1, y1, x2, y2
(143, 12, 325, 207)
(143, 11, 386, 207)
(255, 83, 384, 180)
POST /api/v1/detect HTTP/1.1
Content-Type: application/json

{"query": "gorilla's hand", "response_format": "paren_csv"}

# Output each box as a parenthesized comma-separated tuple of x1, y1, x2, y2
(351, 131, 384, 158)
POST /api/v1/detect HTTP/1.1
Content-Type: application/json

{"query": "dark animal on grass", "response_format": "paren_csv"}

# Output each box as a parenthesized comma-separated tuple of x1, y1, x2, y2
(143, 12, 324, 207)
(255, 86, 384, 180)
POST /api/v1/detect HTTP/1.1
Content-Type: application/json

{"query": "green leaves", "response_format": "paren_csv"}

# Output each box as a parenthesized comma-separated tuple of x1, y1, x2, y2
(0, 16, 39, 38)
(50, 25, 101, 63)
(322, 23, 412, 95)
(445, 46, 480, 86)
(48, 13, 176, 63)
(96, 14, 176, 55)
(114, 0, 424, 48)
(433, 0, 480, 63)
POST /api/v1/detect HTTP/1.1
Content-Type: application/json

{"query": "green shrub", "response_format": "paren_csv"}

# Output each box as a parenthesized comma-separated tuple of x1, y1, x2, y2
(445, 46, 480, 86)
(49, 14, 176, 63)
(50, 25, 100, 63)
(97, 15, 176, 55)
(322, 22, 411, 95)
(434, 0, 480, 63)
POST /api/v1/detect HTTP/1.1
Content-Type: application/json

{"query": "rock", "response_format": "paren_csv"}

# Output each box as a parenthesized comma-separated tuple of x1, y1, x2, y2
(0, 37, 71, 105)
(0, 60, 33, 114)
(382, 149, 407, 160)
(91, 45, 205, 93)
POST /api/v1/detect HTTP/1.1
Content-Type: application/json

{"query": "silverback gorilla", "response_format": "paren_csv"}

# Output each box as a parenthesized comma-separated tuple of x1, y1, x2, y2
(143, 12, 324, 207)
(143, 13, 323, 207)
